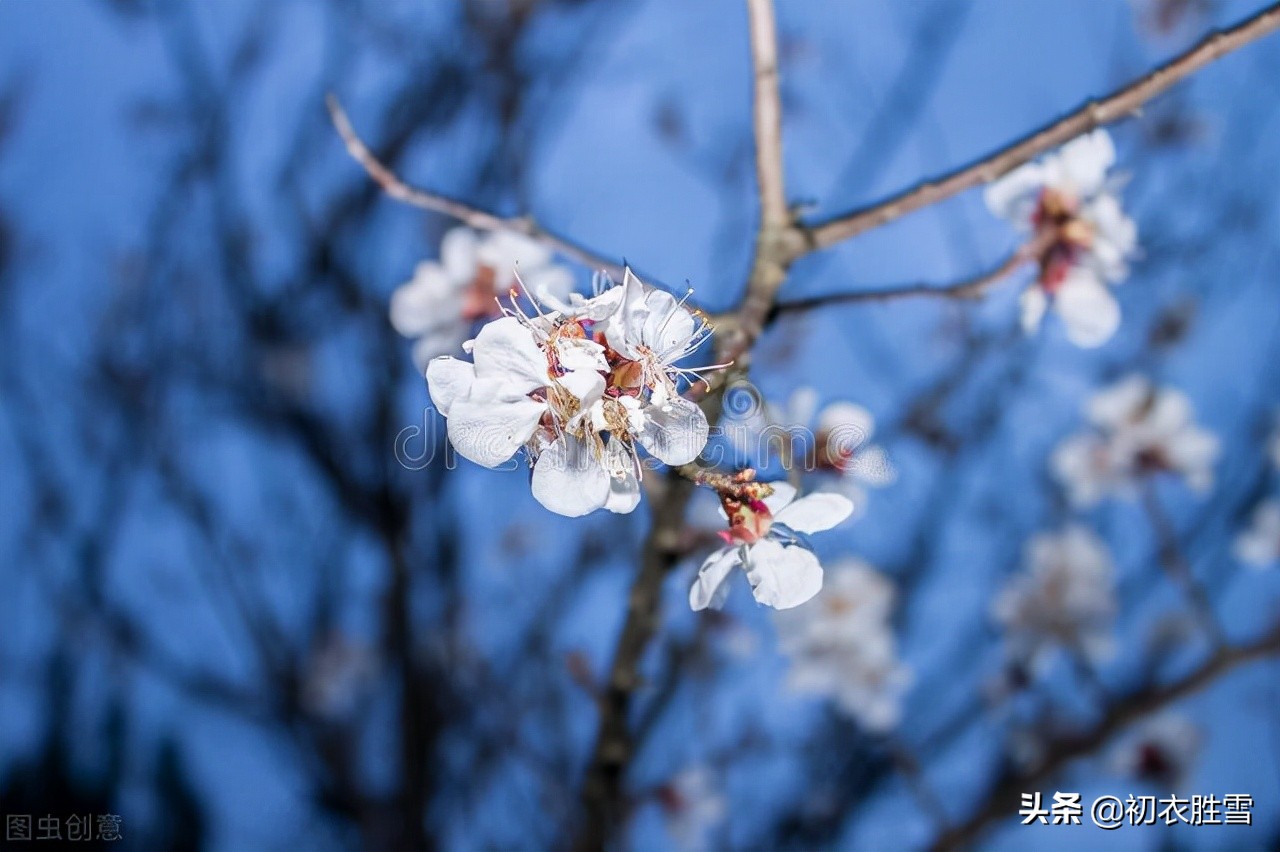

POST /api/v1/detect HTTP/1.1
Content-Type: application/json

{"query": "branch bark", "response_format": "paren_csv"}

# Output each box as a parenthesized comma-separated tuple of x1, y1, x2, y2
(931, 625, 1280, 851)
(801, 1, 1280, 253)
(326, 94, 629, 282)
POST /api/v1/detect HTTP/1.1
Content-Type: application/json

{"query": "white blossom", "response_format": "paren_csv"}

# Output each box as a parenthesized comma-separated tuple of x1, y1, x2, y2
(390, 227, 574, 369)
(775, 558, 911, 732)
(1234, 499, 1280, 569)
(658, 766, 726, 851)
(993, 526, 1116, 671)
(1270, 414, 1280, 470)
(985, 130, 1138, 348)
(1052, 374, 1219, 506)
(689, 481, 853, 611)
(1108, 713, 1202, 789)
(425, 266, 712, 517)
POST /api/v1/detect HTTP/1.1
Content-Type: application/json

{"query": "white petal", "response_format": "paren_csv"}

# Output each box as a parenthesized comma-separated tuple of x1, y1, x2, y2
(774, 492, 854, 534)
(1084, 194, 1137, 282)
(817, 402, 875, 442)
(641, 290, 697, 360)
(1054, 270, 1120, 348)
(412, 327, 468, 372)
(389, 263, 456, 338)
(689, 548, 740, 611)
(760, 482, 797, 514)
(1054, 130, 1115, 197)
(636, 396, 709, 466)
(425, 356, 475, 416)
(1019, 285, 1048, 336)
(787, 387, 819, 427)
(557, 369, 606, 411)
(440, 227, 479, 282)
(525, 265, 576, 305)
(447, 385, 545, 468)
(1088, 375, 1149, 428)
(530, 435, 610, 517)
(471, 316, 549, 389)
(846, 444, 897, 487)
(984, 162, 1045, 225)
(743, 539, 824, 610)
(603, 445, 642, 515)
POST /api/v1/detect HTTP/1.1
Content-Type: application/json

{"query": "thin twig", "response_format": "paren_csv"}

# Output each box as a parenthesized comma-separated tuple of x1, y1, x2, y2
(326, 94, 628, 281)
(773, 246, 1030, 313)
(747, 0, 789, 233)
(931, 624, 1280, 851)
(1141, 483, 1230, 651)
(802, 2, 1280, 253)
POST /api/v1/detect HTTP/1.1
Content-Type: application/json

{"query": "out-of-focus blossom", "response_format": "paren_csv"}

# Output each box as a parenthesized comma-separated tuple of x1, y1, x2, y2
(1269, 415, 1280, 470)
(1108, 713, 1202, 789)
(993, 526, 1116, 671)
(775, 558, 911, 732)
(728, 387, 896, 513)
(690, 475, 852, 611)
(985, 130, 1137, 347)
(426, 267, 711, 517)
(301, 635, 379, 720)
(390, 227, 575, 369)
(1052, 374, 1219, 506)
(657, 766, 726, 850)
(1234, 500, 1280, 569)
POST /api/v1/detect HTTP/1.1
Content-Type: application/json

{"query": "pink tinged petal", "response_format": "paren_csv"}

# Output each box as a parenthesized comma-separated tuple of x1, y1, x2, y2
(470, 316, 549, 390)
(689, 548, 741, 611)
(425, 356, 475, 416)
(1019, 285, 1048, 336)
(743, 539, 824, 610)
(446, 388, 545, 468)
(636, 396, 709, 466)
(1055, 130, 1115, 197)
(774, 492, 854, 534)
(530, 435, 611, 517)
(1054, 270, 1120, 348)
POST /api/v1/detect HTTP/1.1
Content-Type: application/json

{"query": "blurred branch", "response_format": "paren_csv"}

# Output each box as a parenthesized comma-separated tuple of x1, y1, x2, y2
(932, 624, 1280, 851)
(326, 94, 628, 281)
(801, 1, 1280, 253)
(1141, 484, 1229, 651)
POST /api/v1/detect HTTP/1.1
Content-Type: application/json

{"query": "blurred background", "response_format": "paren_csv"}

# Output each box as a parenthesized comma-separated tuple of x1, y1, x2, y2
(2, 0, 1280, 849)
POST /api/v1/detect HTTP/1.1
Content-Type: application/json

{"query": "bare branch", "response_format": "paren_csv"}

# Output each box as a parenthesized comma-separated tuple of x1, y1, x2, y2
(803, 2, 1280, 253)
(326, 94, 628, 281)
(932, 624, 1280, 851)
(774, 246, 1030, 313)
(747, 0, 789, 232)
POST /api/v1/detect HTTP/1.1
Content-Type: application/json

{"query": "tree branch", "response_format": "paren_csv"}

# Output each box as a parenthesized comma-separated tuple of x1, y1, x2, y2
(802, 1, 1280, 253)
(931, 624, 1280, 851)
(773, 246, 1030, 313)
(747, 0, 789, 233)
(326, 94, 628, 281)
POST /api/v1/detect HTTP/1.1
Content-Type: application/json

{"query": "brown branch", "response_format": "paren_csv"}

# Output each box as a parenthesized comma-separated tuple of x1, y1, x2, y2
(747, 0, 789, 233)
(931, 624, 1280, 851)
(802, 1, 1280, 253)
(774, 246, 1031, 313)
(326, 94, 628, 281)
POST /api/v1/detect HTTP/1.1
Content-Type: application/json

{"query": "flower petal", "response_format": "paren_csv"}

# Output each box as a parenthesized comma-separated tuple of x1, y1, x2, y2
(743, 539, 824, 610)
(530, 434, 611, 517)
(1055, 270, 1120, 348)
(446, 383, 545, 468)
(425, 356, 475, 416)
(774, 492, 853, 534)
(471, 316, 549, 389)
(440, 227, 479, 282)
(389, 262, 457, 338)
(689, 547, 740, 611)
(760, 481, 797, 515)
(984, 162, 1045, 226)
(636, 396, 709, 466)
(1019, 285, 1048, 336)
(1054, 130, 1115, 197)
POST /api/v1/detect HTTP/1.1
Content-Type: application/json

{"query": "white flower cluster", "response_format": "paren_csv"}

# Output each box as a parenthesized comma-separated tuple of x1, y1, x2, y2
(775, 558, 911, 732)
(425, 268, 712, 517)
(993, 525, 1117, 672)
(390, 227, 574, 369)
(690, 479, 853, 611)
(1053, 374, 1219, 506)
(985, 130, 1138, 348)
(658, 766, 726, 851)
(1108, 713, 1202, 789)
